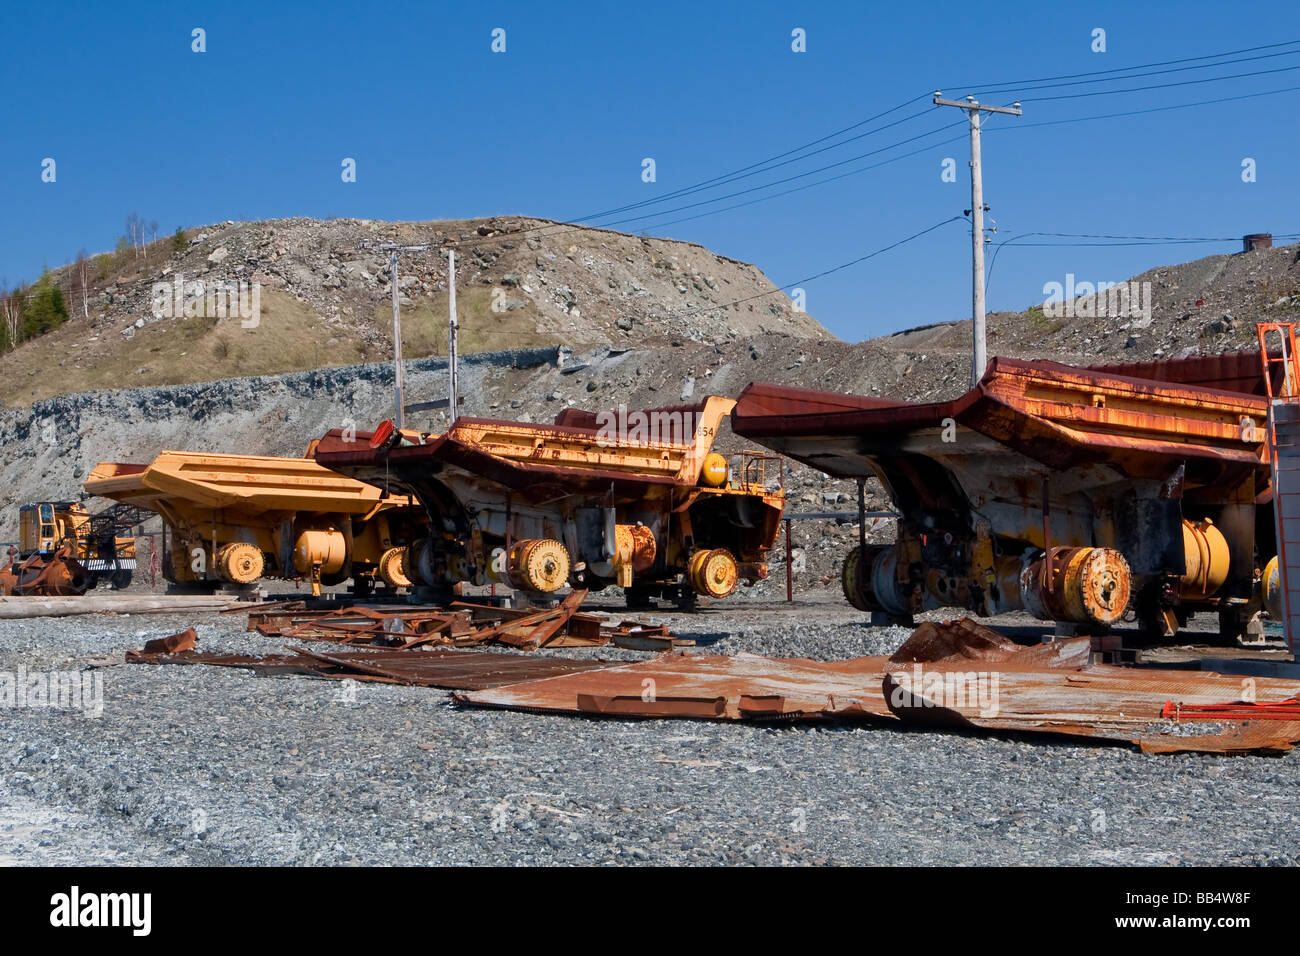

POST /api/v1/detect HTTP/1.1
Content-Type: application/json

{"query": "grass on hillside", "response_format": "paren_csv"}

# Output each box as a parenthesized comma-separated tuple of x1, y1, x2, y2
(0, 289, 369, 405)
(369, 286, 561, 357)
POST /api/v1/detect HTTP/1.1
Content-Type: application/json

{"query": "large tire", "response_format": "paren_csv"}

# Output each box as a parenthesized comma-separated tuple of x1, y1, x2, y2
(841, 546, 872, 612)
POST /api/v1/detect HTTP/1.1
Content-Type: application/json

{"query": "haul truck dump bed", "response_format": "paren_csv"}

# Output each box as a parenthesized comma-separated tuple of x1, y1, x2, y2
(732, 352, 1276, 641)
(314, 396, 785, 607)
(85, 451, 418, 594)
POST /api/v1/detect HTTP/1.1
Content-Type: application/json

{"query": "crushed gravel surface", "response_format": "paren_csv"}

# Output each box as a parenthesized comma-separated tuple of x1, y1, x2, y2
(2, 595, 1299, 866)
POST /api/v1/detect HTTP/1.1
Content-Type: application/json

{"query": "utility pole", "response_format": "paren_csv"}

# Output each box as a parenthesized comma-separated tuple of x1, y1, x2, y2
(447, 248, 459, 422)
(389, 250, 404, 428)
(372, 242, 429, 429)
(934, 93, 1021, 386)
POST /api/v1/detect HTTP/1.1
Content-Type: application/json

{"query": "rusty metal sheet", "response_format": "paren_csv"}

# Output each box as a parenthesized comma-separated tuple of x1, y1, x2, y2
(126, 643, 608, 690)
(456, 619, 1300, 754)
(880, 623, 1300, 754)
(457, 652, 895, 721)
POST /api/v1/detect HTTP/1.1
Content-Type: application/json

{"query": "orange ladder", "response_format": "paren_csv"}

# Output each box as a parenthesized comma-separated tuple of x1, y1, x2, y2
(1258, 323, 1300, 650)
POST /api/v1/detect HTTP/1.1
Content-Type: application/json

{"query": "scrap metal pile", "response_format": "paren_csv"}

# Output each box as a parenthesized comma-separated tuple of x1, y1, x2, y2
(127, 642, 610, 691)
(122, 600, 1300, 754)
(242, 589, 688, 652)
(125, 590, 692, 690)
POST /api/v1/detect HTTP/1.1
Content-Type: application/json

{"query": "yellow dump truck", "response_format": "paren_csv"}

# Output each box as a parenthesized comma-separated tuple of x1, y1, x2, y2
(314, 395, 786, 608)
(84, 450, 419, 595)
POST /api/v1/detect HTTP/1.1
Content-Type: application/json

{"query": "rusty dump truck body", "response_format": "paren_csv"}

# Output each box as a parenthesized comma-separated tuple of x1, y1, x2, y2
(314, 396, 784, 606)
(733, 352, 1275, 640)
(84, 451, 418, 594)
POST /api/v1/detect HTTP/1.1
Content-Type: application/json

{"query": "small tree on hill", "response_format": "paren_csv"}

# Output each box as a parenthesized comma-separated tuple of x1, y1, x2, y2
(23, 272, 69, 338)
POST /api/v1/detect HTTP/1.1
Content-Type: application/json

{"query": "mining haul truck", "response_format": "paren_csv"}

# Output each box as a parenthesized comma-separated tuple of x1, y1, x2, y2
(84, 449, 419, 595)
(313, 396, 785, 608)
(732, 352, 1279, 643)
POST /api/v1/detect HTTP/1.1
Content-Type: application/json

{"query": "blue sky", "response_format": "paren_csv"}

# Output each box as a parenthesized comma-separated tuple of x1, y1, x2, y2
(3, 0, 1298, 341)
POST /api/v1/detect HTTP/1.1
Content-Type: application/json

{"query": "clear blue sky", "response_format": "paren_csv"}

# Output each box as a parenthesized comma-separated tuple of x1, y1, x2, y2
(3, 0, 1298, 341)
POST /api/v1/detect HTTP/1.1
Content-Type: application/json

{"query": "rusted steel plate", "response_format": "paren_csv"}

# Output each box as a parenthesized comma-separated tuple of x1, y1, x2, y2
(126, 644, 607, 690)
(456, 619, 1300, 754)
(458, 652, 893, 722)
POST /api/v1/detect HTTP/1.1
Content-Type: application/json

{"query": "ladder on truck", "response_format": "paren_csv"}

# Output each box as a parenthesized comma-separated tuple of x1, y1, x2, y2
(1258, 322, 1300, 650)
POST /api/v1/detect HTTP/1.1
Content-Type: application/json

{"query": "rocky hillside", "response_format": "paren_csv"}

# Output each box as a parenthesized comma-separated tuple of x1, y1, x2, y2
(0, 216, 831, 406)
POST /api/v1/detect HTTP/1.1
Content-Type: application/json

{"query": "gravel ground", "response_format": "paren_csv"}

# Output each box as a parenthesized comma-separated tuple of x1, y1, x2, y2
(2, 594, 1299, 866)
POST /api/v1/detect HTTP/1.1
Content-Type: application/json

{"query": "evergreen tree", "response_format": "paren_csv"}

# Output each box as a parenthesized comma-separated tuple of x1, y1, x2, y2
(22, 273, 69, 338)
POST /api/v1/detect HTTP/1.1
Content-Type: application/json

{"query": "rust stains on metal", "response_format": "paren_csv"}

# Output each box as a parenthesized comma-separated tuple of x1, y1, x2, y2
(455, 618, 1300, 755)
(312, 396, 785, 605)
(1085, 349, 1283, 397)
(126, 592, 687, 690)
(0, 543, 97, 596)
(732, 353, 1275, 642)
(732, 355, 1269, 477)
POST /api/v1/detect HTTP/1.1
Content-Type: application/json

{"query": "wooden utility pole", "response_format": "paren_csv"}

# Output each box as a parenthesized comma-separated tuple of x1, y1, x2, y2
(447, 248, 459, 422)
(933, 93, 1021, 386)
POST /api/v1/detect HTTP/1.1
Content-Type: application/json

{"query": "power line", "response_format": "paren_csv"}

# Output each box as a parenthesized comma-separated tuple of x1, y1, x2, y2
(592, 120, 965, 230)
(650, 215, 966, 320)
(1021, 62, 1300, 103)
(635, 133, 971, 231)
(478, 77, 1300, 247)
(967, 47, 1300, 98)
(984, 232, 1300, 295)
(559, 97, 935, 224)
(461, 94, 937, 255)
(949, 38, 1300, 92)
(988, 81, 1300, 132)
(430, 42, 1300, 255)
